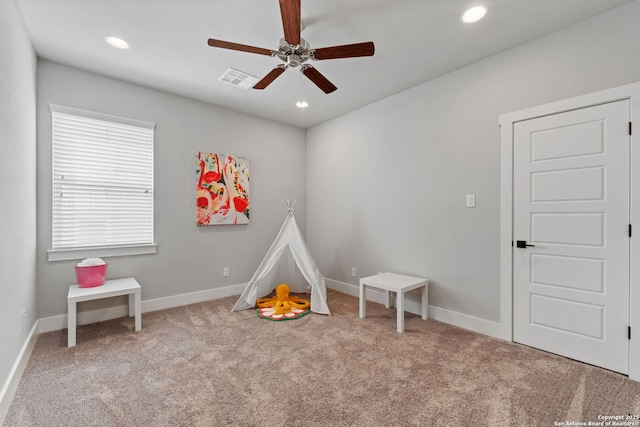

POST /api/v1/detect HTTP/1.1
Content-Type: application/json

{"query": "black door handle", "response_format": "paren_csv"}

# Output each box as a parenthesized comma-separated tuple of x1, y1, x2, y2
(516, 240, 535, 248)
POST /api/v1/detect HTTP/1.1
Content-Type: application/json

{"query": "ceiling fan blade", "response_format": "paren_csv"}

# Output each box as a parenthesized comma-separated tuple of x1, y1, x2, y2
(312, 42, 375, 60)
(301, 65, 337, 94)
(253, 66, 287, 90)
(207, 38, 273, 56)
(279, 0, 301, 46)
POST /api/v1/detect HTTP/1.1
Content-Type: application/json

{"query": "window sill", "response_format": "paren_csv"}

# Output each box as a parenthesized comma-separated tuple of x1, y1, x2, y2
(47, 244, 157, 262)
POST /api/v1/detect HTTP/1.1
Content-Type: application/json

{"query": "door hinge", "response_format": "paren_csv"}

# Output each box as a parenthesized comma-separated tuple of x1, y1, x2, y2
(630, 122, 633, 136)
(629, 224, 632, 237)
(629, 326, 632, 340)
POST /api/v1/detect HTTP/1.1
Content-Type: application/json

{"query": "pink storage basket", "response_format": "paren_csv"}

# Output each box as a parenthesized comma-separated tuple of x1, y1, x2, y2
(75, 263, 107, 288)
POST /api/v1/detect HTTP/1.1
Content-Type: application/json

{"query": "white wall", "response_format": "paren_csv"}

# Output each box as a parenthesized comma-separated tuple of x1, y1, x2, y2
(306, 1, 640, 323)
(0, 0, 37, 406)
(36, 61, 306, 319)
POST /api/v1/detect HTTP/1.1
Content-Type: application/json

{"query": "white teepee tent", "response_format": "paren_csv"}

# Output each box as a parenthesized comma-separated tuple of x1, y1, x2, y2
(232, 199, 330, 314)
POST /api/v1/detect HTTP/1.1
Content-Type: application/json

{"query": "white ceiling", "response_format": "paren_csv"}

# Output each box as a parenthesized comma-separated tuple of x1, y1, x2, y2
(17, 0, 635, 129)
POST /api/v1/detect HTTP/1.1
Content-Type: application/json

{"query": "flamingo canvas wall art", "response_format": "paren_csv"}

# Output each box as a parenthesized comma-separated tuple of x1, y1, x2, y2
(196, 152, 250, 225)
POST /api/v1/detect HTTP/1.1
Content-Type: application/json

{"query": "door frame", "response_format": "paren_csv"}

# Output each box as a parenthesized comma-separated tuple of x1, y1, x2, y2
(499, 82, 640, 381)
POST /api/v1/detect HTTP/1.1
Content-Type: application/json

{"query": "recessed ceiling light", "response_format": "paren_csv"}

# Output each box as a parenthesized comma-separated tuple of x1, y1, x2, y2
(462, 6, 487, 23)
(296, 99, 308, 108)
(104, 36, 130, 50)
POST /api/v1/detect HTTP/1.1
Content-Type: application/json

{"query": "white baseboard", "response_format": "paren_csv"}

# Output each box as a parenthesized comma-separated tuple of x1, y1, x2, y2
(427, 305, 503, 339)
(38, 283, 246, 333)
(142, 283, 245, 313)
(326, 279, 503, 339)
(0, 321, 39, 425)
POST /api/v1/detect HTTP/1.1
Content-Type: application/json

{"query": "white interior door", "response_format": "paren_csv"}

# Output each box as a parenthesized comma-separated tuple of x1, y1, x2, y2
(513, 100, 630, 374)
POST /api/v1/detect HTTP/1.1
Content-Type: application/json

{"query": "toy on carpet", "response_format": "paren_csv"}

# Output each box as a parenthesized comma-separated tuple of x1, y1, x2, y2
(256, 283, 310, 321)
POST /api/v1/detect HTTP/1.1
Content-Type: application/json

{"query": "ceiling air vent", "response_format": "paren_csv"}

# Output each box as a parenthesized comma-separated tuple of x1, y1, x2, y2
(217, 68, 259, 89)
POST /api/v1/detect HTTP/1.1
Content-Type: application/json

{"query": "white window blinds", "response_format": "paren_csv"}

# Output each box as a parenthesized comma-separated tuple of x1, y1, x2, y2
(50, 104, 155, 251)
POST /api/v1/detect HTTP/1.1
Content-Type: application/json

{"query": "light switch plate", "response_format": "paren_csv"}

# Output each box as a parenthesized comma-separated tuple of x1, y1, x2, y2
(466, 194, 476, 208)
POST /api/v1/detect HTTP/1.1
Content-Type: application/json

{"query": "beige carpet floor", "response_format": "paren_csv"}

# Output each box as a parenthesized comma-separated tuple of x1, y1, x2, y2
(3, 289, 640, 426)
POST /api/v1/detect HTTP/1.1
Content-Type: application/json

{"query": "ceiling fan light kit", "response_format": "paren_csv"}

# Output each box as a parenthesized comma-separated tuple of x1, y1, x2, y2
(207, 0, 375, 94)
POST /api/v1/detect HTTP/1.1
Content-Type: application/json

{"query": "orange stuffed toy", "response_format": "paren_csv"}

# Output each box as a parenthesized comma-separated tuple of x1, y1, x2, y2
(256, 283, 310, 314)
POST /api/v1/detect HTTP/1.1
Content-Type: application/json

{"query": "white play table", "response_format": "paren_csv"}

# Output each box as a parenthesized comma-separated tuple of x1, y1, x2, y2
(359, 272, 429, 332)
(67, 277, 142, 347)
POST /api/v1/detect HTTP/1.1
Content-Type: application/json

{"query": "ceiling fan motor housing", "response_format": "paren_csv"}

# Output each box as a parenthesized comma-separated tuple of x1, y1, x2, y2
(277, 38, 310, 67)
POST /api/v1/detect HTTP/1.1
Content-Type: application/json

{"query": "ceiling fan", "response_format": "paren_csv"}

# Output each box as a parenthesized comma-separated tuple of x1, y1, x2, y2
(207, 0, 375, 94)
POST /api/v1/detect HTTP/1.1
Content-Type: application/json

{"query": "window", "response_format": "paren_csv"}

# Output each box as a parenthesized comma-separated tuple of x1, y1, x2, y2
(48, 104, 156, 261)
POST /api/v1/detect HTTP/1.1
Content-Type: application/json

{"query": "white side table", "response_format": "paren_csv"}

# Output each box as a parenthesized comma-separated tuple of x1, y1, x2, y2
(359, 272, 429, 332)
(67, 277, 142, 347)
